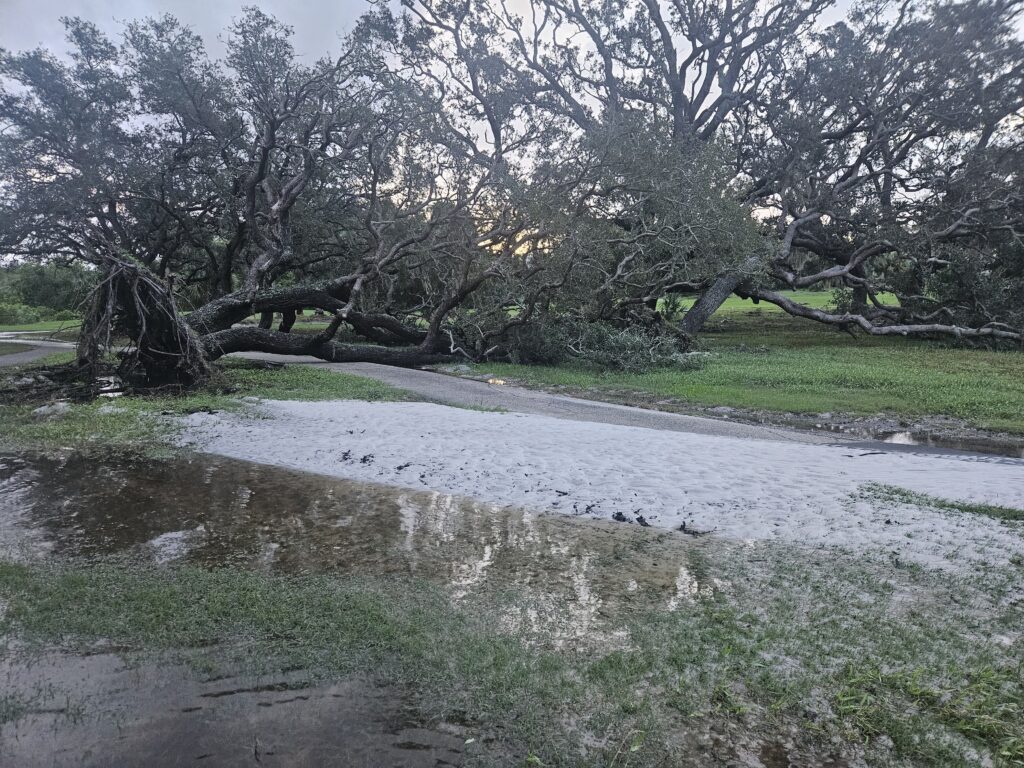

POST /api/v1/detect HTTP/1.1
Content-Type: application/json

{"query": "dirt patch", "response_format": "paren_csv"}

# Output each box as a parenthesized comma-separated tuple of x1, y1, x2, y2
(1, 652, 472, 768)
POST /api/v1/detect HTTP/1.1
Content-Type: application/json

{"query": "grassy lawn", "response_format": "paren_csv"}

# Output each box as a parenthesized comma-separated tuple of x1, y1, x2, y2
(1, 536, 1020, 767)
(6, 293, 1024, 434)
(474, 294, 1024, 433)
(0, 359, 412, 455)
(671, 289, 900, 314)
(861, 483, 1024, 522)
(0, 319, 81, 333)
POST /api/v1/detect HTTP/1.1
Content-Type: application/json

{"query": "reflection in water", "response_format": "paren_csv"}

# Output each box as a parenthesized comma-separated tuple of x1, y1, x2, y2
(0, 453, 719, 767)
(0, 453, 726, 767)
(0, 453, 710, 643)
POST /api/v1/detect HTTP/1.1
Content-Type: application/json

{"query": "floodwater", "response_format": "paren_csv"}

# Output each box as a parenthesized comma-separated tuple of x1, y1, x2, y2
(0, 452, 705, 767)
(0, 453, 700, 618)
(877, 429, 1024, 458)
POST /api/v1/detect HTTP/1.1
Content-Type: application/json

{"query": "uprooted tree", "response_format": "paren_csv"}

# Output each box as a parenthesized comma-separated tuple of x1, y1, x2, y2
(0, 1, 1022, 387)
(0, 10, 576, 384)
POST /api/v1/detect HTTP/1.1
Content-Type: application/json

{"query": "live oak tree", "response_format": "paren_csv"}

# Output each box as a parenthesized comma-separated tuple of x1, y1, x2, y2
(467, 0, 833, 332)
(735, 0, 1024, 341)
(1, 1, 1022, 387)
(0, 10, 576, 383)
(459, 0, 1024, 340)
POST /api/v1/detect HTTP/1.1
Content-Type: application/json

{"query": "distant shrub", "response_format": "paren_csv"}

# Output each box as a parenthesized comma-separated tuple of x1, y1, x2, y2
(0, 303, 43, 325)
(7, 263, 96, 313)
(507, 317, 702, 373)
(49, 309, 79, 321)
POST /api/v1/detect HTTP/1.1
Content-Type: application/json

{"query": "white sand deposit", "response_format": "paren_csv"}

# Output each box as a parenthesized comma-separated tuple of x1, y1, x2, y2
(179, 400, 1024, 570)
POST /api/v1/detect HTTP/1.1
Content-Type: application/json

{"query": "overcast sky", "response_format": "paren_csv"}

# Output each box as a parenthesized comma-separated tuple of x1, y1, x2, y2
(0, 0, 368, 59)
(1, 0, 855, 60)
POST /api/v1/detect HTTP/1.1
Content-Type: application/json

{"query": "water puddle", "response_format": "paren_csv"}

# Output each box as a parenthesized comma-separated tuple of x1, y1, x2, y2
(876, 429, 1024, 457)
(0, 452, 709, 766)
(0, 453, 703, 626)
(805, 423, 1024, 458)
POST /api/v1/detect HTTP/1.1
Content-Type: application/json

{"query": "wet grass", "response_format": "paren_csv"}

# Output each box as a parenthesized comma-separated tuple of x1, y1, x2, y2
(0, 359, 412, 455)
(0, 319, 81, 333)
(0, 562, 580, 764)
(1, 541, 1021, 767)
(835, 664, 1024, 764)
(212, 359, 413, 403)
(473, 309, 1024, 433)
(861, 483, 1024, 522)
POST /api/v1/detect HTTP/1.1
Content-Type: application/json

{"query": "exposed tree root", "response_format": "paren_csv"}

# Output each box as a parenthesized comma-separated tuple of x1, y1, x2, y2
(79, 258, 212, 387)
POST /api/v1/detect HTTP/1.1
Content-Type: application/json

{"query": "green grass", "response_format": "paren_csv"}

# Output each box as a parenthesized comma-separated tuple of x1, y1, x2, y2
(474, 297, 1024, 433)
(670, 289, 900, 315)
(835, 664, 1024, 763)
(0, 319, 81, 333)
(861, 483, 1024, 522)
(0, 359, 412, 455)
(1, 541, 1021, 766)
(213, 359, 411, 402)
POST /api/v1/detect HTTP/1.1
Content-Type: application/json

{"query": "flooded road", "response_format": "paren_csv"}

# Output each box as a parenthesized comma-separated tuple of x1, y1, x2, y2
(0, 453, 706, 767)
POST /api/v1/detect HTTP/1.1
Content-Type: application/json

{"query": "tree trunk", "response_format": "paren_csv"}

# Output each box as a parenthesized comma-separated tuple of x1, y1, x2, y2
(278, 308, 296, 333)
(849, 264, 868, 314)
(202, 326, 452, 367)
(679, 272, 745, 336)
(258, 311, 274, 329)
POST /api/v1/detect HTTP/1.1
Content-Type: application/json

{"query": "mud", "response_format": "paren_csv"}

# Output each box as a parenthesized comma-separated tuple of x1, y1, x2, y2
(0, 653, 470, 767)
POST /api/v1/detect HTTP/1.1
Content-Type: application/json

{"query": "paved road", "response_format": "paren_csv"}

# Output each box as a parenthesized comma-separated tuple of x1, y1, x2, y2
(0, 343, 67, 367)
(0, 339, 839, 444)
(231, 352, 832, 443)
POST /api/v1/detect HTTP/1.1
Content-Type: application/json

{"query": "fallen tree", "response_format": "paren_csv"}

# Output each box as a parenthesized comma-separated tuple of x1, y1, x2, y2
(0, 11, 580, 383)
(470, 0, 1024, 341)
(741, 288, 1024, 344)
(1, 3, 1022, 388)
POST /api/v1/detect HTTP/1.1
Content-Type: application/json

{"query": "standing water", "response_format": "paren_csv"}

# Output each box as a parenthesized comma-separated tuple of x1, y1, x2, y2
(0, 453, 706, 767)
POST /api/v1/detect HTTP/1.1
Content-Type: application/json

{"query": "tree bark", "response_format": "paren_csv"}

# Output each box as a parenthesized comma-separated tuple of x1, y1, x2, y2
(679, 272, 746, 336)
(186, 282, 354, 335)
(278, 308, 296, 333)
(747, 288, 1023, 342)
(849, 264, 869, 314)
(202, 326, 452, 367)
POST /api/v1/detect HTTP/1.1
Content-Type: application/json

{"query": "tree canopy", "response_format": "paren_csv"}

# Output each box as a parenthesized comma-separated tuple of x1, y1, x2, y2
(0, 1, 1021, 385)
